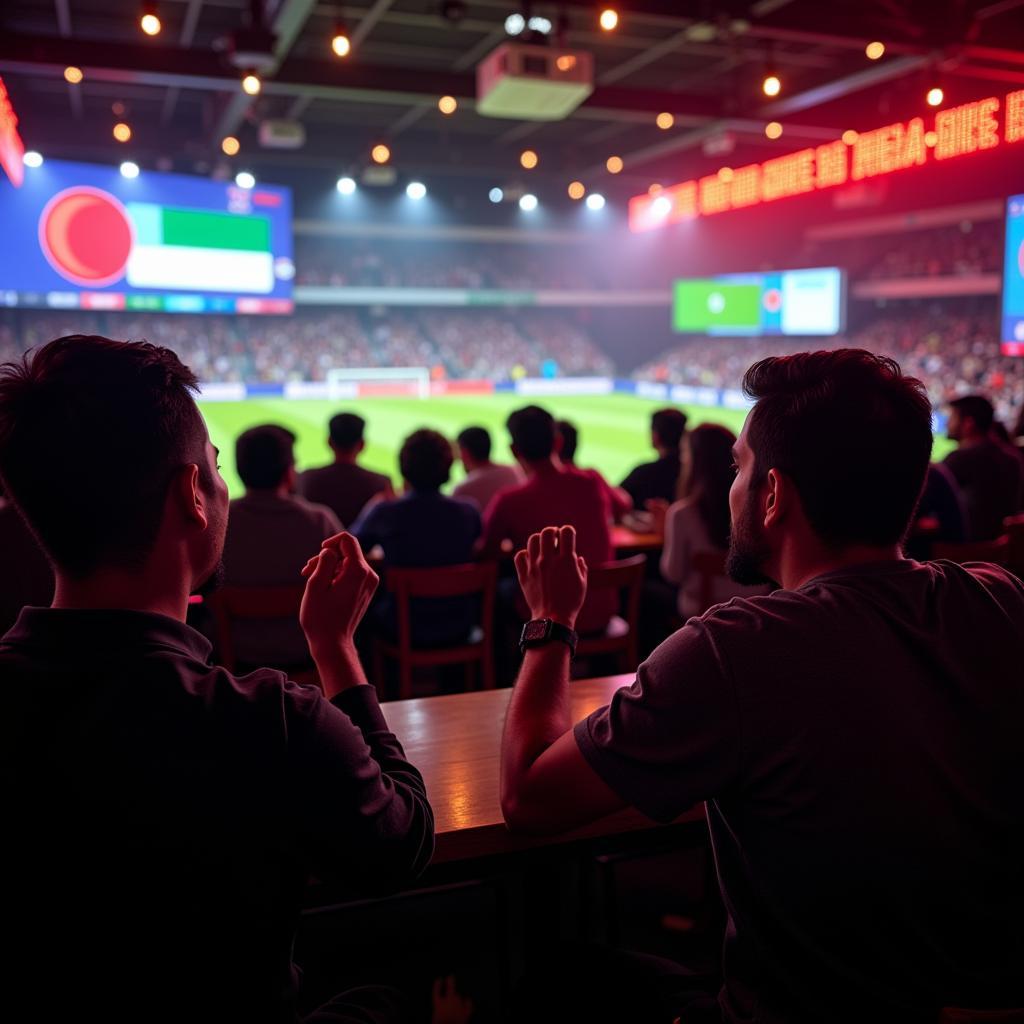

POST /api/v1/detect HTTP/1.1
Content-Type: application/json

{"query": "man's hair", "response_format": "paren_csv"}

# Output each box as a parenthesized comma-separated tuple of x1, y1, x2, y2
(236, 424, 296, 491)
(556, 420, 578, 463)
(507, 405, 555, 461)
(0, 335, 211, 577)
(949, 394, 995, 434)
(400, 429, 453, 491)
(457, 426, 491, 462)
(680, 423, 736, 549)
(329, 412, 365, 449)
(743, 348, 932, 547)
(652, 408, 687, 450)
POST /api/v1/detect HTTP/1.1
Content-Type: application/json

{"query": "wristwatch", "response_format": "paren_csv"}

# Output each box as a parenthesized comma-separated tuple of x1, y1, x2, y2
(519, 618, 578, 657)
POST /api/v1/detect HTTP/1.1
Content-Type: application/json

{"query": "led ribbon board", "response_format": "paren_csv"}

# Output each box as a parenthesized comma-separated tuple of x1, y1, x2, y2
(630, 90, 1024, 233)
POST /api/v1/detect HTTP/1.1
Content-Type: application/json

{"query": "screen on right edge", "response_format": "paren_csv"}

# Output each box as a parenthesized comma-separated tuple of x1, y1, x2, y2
(1002, 193, 1024, 356)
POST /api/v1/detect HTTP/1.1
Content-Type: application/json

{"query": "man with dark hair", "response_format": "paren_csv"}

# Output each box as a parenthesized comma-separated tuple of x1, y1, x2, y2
(297, 411, 393, 527)
(452, 425, 521, 513)
(353, 429, 481, 648)
(556, 419, 631, 521)
(500, 350, 1023, 1021)
(619, 407, 688, 509)
(0, 482, 53, 635)
(480, 405, 614, 634)
(223, 424, 342, 669)
(0, 336, 433, 1023)
(944, 394, 1023, 540)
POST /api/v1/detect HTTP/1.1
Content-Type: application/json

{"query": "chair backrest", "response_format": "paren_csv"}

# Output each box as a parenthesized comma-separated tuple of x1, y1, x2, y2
(386, 561, 499, 653)
(586, 554, 646, 604)
(207, 585, 306, 671)
(691, 549, 728, 615)
(932, 535, 1011, 567)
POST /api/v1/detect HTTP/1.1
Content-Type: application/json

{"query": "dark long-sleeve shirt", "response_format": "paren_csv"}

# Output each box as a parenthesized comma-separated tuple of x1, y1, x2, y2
(1, 608, 433, 1023)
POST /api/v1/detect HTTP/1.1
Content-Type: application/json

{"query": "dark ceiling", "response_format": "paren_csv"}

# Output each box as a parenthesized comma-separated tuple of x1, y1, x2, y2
(2, 0, 1022, 204)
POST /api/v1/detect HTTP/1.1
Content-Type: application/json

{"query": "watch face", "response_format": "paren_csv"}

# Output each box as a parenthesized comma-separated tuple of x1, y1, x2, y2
(522, 619, 551, 643)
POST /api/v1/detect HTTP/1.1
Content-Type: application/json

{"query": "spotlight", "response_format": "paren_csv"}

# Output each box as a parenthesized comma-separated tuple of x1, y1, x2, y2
(865, 41, 885, 60)
(331, 25, 351, 57)
(438, 95, 458, 115)
(406, 181, 427, 200)
(527, 16, 553, 34)
(23, 151, 43, 168)
(64, 66, 84, 85)
(841, 129, 858, 146)
(648, 183, 662, 194)
(140, 3, 161, 36)
(235, 170, 255, 189)
(599, 8, 619, 31)
(336, 176, 357, 194)
(656, 112, 674, 130)
(765, 121, 783, 139)
(585, 193, 606, 210)
(556, 55, 577, 72)
(519, 193, 538, 211)
(718, 167, 734, 182)
(606, 155, 623, 174)
(505, 13, 526, 35)
(489, 187, 504, 203)
(372, 144, 391, 164)
(651, 195, 672, 218)
(762, 73, 781, 97)
(242, 73, 261, 96)
(113, 122, 132, 143)
(120, 161, 140, 179)
(924, 130, 938, 148)
(926, 86, 944, 107)
(221, 136, 241, 156)
(568, 181, 585, 200)
(520, 149, 538, 169)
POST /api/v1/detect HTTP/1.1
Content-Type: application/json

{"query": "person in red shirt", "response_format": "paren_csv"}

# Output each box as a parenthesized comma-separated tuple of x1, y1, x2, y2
(555, 419, 632, 522)
(480, 405, 614, 634)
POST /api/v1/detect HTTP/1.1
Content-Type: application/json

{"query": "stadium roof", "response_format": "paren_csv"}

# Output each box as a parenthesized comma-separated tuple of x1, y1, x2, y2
(2, 0, 1022, 201)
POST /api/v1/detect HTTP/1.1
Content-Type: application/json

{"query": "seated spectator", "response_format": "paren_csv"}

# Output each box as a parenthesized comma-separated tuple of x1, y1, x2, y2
(353, 429, 482, 648)
(480, 405, 614, 634)
(620, 407, 687, 509)
(0, 335, 433, 1023)
(222, 425, 342, 670)
(501, 349, 1024, 1020)
(297, 412, 393, 526)
(905, 462, 968, 559)
(944, 395, 1024, 540)
(657, 424, 769, 617)
(452, 425, 521, 514)
(0, 483, 53, 634)
(556, 419, 631, 521)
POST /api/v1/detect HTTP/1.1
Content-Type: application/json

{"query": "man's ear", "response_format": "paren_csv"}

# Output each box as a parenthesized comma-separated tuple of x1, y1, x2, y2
(284, 465, 297, 492)
(172, 464, 209, 530)
(356, 439, 366, 455)
(554, 434, 564, 454)
(763, 468, 798, 530)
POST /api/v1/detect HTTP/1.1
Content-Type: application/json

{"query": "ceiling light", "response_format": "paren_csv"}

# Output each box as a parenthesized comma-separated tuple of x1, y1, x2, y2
(567, 181, 585, 200)
(606, 155, 623, 174)
(599, 8, 619, 31)
(656, 112, 674, 130)
(235, 170, 255, 189)
(585, 193, 606, 210)
(221, 135, 240, 156)
(527, 16, 553, 34)
(520, 149, 538, 169)
(64, 66, 83, 85)
(119, 161, 140, 179)
(865, 41, 885, 60)
(519, 193, 538, 211)
(336, 176, 356, 194)
(505, 13, 526, 35)
(762, 73, 781, 97)
(331, 25, 351, 57)
(140, 3, 161, 36)
(23, 151, 43, 168)
(489, 187, 504, 203)
(371, 143, 391, 164)
(651, 195, 672, 218)
(926, 86, 944, 107)
(765, 121, 783, 139)
(406, 181, 427, 200)
(438, 95, 457, 115)
(842, 129, 858, 146)
(113, 122, 132, 143)
(241, 73, 261, 96)
(556, 55, 577, 72)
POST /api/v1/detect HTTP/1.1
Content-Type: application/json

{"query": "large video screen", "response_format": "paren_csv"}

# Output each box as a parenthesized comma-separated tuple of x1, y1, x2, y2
(1003, 194, 1024, 356)
(0, 159, 293, 314)
(673, 267, 844, 336)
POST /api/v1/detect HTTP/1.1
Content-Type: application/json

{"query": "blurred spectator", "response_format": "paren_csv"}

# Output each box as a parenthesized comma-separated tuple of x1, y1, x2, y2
(222, 425, 342, 668)
(452, 426, 521, 514)
(297, 412, 393, 527)
(944, 395, 1024, 541)
(905, 463, 968, 560)
(353, 429, 481, 648)
(480, 406, 615, 635)
(620, 408, 688, 510)
(556, 419, 631, 521)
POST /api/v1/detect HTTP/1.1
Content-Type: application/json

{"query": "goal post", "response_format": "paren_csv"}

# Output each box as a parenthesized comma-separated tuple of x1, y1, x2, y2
(325, 366, 431, 400)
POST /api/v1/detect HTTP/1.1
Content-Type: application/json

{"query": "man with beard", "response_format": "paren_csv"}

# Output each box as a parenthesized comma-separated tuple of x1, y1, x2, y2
(0, 336, 433, 1023)
(499, 350, 1024, 1023)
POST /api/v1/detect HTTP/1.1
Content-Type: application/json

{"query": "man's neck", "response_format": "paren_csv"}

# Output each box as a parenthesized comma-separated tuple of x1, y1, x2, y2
(333, 450, 360, 465)
(958, 433, 985, 450)
(465, 459, 492, 474)
(771, 541, 905, 592)
(52, 569, 191, 622)
(524, 457, 561, 477)
(247, 485, 290, 499)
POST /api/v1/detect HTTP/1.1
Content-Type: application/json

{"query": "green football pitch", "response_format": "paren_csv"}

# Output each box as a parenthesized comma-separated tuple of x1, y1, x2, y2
(199, 393, 954, 499)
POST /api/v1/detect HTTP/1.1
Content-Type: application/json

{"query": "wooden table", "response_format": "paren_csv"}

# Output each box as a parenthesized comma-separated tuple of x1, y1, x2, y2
(380, 674, 702, 865)
(611, 524, 663, 555)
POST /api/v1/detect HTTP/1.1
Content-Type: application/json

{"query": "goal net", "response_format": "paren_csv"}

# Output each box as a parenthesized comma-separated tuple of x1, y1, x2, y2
(325, 366, 431, 400)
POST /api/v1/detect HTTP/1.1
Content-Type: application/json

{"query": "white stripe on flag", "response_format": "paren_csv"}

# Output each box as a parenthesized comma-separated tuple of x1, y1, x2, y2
(126, 244, 274, 294)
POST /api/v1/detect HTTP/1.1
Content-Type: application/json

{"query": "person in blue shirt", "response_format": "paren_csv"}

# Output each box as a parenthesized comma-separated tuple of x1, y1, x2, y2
(353, 429, 482, 648)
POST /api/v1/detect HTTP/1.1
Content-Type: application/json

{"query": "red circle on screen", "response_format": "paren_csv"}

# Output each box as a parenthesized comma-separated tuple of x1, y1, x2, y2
(38, 187, 134, 287)
(763, 288, 782, 313)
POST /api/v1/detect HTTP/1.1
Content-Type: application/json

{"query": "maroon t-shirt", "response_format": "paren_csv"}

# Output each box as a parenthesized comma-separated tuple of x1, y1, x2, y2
(576, 559, 1024, 1022)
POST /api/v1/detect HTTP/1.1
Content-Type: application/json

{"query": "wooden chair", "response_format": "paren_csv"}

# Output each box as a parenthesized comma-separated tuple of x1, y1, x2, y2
(691, 549, 729, 615)
(372, 561, 498, 700)
(206, 585, 321, 689)
(575, 554, 646, 673)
